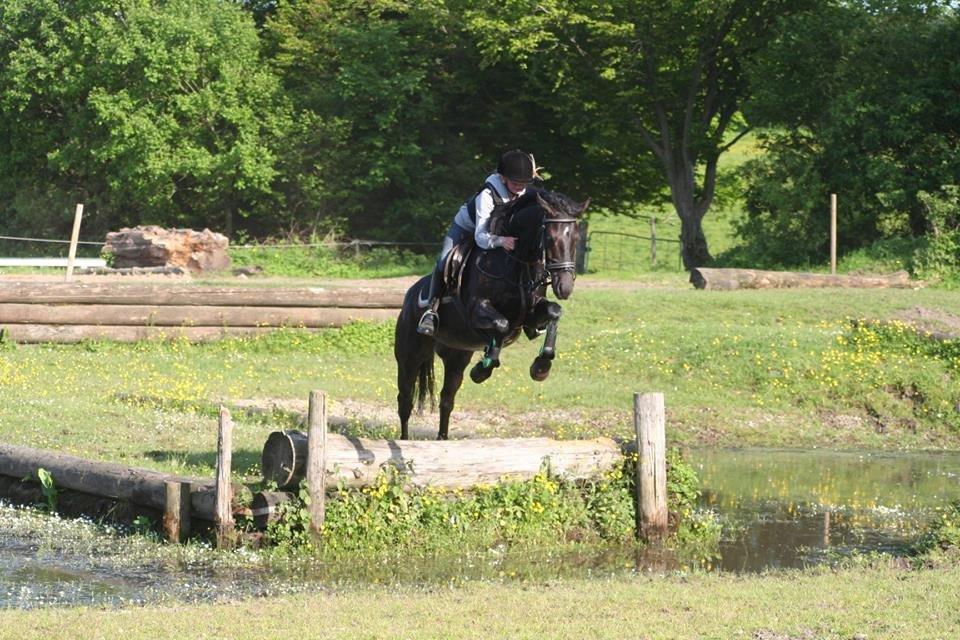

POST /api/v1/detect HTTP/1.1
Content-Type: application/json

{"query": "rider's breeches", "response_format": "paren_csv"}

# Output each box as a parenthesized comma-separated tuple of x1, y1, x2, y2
(436, 222, 472, 270)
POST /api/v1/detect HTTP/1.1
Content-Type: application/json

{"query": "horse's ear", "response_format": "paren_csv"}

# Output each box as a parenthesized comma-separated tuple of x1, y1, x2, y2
(536, 192, 555, 215)
(579, 197, 591, 214)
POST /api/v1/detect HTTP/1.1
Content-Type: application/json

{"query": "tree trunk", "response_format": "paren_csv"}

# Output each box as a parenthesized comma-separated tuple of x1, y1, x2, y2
(666, 164, 713, 271)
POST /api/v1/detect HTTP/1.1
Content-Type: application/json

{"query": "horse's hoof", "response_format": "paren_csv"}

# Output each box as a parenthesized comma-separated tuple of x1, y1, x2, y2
(470, 362, 493, 384)
(530, 357, 552, 381)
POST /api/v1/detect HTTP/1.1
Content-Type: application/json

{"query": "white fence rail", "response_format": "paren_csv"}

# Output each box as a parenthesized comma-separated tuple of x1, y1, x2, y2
(0, 257, 107, 268)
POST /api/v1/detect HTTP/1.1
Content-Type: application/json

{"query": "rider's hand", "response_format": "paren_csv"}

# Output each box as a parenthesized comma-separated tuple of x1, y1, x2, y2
(500, 236, 517, 251)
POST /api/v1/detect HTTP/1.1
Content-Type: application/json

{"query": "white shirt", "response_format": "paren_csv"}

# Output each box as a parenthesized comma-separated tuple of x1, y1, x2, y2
(452, 173, 525, 249)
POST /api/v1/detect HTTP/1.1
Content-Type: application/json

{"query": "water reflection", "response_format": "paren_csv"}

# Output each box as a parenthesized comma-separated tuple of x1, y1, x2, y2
(2, 448, 959, 608)
(689, 448, 960, 572)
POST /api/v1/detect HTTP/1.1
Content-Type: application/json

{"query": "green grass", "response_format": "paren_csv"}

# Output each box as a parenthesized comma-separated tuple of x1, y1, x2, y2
(1, 285, 958, 481)
(2, 558, 959, 639)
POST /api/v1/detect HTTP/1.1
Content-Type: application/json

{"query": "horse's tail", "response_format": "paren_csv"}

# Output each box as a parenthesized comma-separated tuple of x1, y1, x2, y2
(414, 355, 436, 413)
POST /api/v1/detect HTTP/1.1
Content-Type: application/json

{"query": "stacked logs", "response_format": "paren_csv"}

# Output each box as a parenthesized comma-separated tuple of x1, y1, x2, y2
(0, 281, 402, 343)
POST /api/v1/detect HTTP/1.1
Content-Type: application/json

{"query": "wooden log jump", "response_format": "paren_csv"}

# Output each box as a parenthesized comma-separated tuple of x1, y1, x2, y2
(0, 282, 404, 307)
(690, 267, 915, 290)
(0, 443, 250, 521)
(0, 281, 403, 343)
(261, 430, 624, 491)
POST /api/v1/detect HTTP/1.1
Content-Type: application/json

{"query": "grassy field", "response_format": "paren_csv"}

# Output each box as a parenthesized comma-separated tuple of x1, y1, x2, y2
(3, 134, 959, 635)
(2, 557, 959, 639)
(1, 280, 957, 480)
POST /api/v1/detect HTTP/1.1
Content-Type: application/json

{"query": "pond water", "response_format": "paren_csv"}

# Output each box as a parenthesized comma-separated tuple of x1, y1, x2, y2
(689, 448, 960, 572)
(2, 448, 959, 608)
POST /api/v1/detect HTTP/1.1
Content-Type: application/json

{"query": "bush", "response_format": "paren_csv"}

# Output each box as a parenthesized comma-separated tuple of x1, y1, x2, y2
(912, 500, 960, 555)
(911, 186, 960, 283)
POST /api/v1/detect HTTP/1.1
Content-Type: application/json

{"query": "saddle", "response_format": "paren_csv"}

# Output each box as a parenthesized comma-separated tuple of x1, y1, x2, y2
(440, 237, 475, 298)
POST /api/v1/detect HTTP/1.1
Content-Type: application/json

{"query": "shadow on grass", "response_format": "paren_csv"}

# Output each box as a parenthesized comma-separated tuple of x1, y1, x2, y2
(143, 448, 263, 477)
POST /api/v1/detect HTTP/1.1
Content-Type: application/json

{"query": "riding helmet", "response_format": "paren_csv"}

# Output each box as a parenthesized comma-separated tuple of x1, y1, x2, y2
(497, 150, 536, 184)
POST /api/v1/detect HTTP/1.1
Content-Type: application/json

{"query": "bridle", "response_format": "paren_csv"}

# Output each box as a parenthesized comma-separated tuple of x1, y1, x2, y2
(542, 216, 579, 275)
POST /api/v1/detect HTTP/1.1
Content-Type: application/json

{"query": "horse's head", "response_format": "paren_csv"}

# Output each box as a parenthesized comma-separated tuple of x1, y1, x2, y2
(536, 191, 590, 299)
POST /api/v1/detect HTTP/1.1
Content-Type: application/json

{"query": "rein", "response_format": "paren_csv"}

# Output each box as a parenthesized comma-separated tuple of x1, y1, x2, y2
(475, 213, 580, 305)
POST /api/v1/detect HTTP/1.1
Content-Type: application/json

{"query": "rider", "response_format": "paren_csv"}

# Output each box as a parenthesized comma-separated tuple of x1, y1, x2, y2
(416, 149, 538, 336)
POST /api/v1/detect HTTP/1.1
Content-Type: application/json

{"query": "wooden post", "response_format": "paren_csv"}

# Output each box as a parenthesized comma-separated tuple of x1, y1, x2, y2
(650, 216, 657, 267)
(305, 390, 327, 537)
(830, 193, 838, 275)
(634, 392, 667, 541)
(215, 405, 234, 548)
(163, 480, 191, 543)
(65, 203, 84, 282)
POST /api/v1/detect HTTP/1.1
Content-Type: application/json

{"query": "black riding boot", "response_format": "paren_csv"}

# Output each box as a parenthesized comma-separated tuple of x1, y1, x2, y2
(416, 266, 442, 336)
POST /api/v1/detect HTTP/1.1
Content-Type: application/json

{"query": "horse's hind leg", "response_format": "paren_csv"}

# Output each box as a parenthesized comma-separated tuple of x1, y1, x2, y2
(397, 358, 417, 440)
(437, 347, 472, 440)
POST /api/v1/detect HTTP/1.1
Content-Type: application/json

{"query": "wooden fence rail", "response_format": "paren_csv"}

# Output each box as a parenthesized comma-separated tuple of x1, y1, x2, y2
(0, 281, 403, 343)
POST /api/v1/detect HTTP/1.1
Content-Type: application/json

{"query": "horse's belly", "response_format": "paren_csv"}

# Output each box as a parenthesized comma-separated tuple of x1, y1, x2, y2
(434, 327, 521, 352)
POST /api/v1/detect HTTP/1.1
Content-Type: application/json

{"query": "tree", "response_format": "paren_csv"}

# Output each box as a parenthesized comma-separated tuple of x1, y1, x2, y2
(0, 0, 289, 240)
(737, 2, 960, 266)
(469, 0, 815, 269)
(264, 0, 661, 243)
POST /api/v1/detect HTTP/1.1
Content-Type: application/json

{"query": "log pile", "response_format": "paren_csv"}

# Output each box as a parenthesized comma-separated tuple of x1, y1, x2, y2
(0, 281, 402, 343)
(690, 268, 916, 290)
(103, 226, 230, 272)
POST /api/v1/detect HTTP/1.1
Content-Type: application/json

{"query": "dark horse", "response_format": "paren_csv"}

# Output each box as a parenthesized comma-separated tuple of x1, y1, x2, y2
(394, 189, 589, 439)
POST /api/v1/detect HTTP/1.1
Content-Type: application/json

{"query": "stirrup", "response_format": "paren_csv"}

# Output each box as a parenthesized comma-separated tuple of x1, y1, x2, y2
(417, 309, 439, 336)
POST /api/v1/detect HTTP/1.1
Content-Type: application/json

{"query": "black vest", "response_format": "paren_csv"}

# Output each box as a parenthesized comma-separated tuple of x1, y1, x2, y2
(465, 181, 506, 224)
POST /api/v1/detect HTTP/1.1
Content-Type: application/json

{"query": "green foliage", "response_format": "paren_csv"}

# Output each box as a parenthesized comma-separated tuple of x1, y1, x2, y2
(469, 0, 816, 267)
(738, 4, 960, 266)
(131, 515, 159, 541)
(264, 482, 315, 551)
(0, 0, 290, 240)
(912, 500, 960, 555)
(36, 467, 57, 513)
(260, 451, 708, 556)
(912, 186, 960, 283)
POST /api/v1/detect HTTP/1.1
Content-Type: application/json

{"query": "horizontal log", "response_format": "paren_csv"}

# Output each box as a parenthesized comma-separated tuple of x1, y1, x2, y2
(0, 281, 404, 308)
(691, 268, 916, 290)
(0, 322, 387, 343)
(0, 443, 249, 520)
(0, 304, 397, 327)
(251, 491, 296, 530)
(261, 430, 623, 491)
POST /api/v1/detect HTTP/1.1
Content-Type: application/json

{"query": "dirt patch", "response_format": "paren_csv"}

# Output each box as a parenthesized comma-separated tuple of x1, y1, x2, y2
(891, 305, 960, 339)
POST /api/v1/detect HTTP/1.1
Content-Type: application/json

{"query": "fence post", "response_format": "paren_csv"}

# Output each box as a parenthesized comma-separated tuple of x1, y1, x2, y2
(163, 480, 191, 543)
(650, 216, 657, 267)
(830, 193, 838, 274)
(65, 203, 84, 282)
(306, 390, 327, 538)
(215, 405, 234, 549)
(633, 392, 667, 541)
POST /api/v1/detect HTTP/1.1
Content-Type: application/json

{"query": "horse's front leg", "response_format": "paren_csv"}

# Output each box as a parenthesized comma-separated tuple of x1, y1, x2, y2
(530, 302, 562, 381)
(469, 298, 509, 384)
